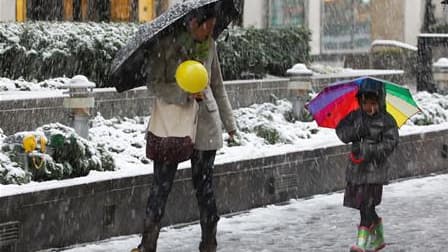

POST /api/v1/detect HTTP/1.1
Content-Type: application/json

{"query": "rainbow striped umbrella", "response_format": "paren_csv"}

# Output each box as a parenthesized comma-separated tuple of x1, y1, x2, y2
(306, 77, 420, 128)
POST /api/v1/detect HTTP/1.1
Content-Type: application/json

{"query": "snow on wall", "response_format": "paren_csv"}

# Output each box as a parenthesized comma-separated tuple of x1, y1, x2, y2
(371, 39, 418, 51)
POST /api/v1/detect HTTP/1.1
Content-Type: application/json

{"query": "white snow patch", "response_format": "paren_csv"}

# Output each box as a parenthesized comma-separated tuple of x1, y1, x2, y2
(371, 39, 418, 51)
(434, 58, 448, 68)
(286, 63, 313, 76)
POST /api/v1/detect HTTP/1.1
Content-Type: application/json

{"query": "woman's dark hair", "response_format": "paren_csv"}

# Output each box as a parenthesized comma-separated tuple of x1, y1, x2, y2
(184, 3, 220, 25)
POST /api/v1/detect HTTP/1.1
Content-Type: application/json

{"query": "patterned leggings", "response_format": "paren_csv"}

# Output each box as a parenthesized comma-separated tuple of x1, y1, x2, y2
(360, 204, 380, 227)
(145, 149, 219, 225)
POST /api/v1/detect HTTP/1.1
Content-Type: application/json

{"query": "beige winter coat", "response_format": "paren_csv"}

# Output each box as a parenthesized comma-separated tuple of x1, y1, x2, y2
(146, 32, 236, 150)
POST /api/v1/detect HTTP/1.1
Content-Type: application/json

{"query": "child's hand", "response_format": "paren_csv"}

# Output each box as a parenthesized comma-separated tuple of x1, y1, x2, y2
(352, 142, 361, 156)
(350, 142, 364, 164)
(350, 152, 364, 164)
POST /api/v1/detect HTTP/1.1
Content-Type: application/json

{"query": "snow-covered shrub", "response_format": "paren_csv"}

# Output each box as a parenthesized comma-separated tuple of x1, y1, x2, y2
(217, 27, 311, 80)
(89, 115, 150, 166)
(234, 100, 318, 145)
(0, 22, 138, 87)
(253, 125, 280, 145)
(0, 77, 70, 91)
(0, 123, 115, 184)
(410, 92, 448, 125)
(370, 46, 417, 84)
(88, 100, 320, 166)
(0, 152, 31, 185)
(0, 22, 311, 84)
(0, 129, 32, 184)
(434, 24, 448, 33)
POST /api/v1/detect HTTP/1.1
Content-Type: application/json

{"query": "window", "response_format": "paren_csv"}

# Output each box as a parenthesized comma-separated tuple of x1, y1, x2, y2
(27, 0, 64, 20)
(268, 0, 306, 27)
(322, 0, 371, 53)
(25, 0, 147, 22)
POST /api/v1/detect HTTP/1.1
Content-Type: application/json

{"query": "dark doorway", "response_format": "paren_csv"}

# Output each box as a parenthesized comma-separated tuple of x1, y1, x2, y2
(417, 34, 448, 92)
(73, 0, 82, 21)
(88, 0, 111, 22)
(28, 0, 64, 20)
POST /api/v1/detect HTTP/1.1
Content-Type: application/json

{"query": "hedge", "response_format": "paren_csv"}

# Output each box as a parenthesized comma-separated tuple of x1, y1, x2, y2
(0, 123, 115, 185)
(0, 22, 137, 87)
(433, 24, 448, 33)
(217, 27, 311, 80)
(370, 46, 417, 82)
(0, 22, 311, 86)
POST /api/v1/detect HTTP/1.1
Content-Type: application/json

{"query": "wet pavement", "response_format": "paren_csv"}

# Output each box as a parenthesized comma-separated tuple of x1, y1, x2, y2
(51, 173, 448, 252)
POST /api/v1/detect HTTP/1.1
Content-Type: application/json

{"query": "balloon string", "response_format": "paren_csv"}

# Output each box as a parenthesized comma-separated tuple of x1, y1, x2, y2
(32, 156, 45, 170)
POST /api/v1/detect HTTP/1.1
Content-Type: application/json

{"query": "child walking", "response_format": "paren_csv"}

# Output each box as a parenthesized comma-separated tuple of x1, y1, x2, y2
(336, 79, 399, 252)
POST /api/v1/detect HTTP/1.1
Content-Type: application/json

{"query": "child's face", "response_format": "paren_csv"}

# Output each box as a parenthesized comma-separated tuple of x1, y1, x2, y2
(361, 98, 379, 116)
(188, 17, 216, 42)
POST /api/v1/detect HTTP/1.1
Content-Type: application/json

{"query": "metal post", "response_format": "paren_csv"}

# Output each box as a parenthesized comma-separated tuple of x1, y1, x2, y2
(19, 153, 29, 172)
(63, 76, 95, 139)
(287, 67, 312, 121)
(293, 94, 306, 120)
(72, 110, 90, 139)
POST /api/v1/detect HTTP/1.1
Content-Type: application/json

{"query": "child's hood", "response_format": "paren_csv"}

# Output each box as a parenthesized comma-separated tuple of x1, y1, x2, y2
(356, 78, 387, 112)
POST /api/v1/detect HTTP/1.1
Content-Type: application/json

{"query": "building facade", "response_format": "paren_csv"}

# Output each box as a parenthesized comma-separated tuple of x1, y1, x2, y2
(240, 0, 446, 55)
(1, 0, 446, 56)
(0, 0, 170, 22)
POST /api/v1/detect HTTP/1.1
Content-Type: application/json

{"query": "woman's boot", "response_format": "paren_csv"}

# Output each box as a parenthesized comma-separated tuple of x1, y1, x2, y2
(139, 219, 161, 252)
(199, 218, 218, 252)
(366, 218, 385, 251)
(350, 226, 370, 252)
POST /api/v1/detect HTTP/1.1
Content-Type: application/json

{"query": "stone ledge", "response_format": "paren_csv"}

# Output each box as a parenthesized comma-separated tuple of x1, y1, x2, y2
(0, 79, 297, 135)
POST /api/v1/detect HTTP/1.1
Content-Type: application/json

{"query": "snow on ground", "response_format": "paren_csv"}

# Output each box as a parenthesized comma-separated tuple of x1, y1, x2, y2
(43, 173, 448, 252)
(1, 90, 448, 197)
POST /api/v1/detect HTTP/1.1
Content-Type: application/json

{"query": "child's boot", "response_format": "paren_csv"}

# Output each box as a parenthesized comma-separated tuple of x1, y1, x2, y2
(350, 226, 370, 252)
(130, 247, 141, 252)
(366, 218, 385, 251)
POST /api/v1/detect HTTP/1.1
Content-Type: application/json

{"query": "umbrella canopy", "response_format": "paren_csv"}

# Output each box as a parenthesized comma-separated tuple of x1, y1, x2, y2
(110, 0, 241, 93)
(306, 77, 420, 128)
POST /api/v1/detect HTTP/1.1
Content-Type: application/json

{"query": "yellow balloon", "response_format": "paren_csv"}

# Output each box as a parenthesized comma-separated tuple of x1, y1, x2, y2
(175, 60, 208, 93)
(23, 135, 37, 153)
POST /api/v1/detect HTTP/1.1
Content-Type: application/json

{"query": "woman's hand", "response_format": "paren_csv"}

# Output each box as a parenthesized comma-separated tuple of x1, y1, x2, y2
(191, 92, 205, 102)
(228, 130, 236, 142)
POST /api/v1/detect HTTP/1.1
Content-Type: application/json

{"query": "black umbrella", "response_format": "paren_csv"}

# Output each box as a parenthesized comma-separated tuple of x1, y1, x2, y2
(110, 0, 241, 93)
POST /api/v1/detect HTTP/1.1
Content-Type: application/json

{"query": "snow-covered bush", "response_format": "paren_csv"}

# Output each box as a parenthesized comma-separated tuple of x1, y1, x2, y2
(89, 100, 320, 167)
(370, 45, 417, 83)
(89, 115, 150, 166)
(409, 92, 448, 125)
(0, 76, 70, 91)
(234, 100, 319, 145)
(1, 91, 447, 185)
(0, 123, 115, 184)
(0, 23, 311, 84)
(0, 22, 138, 87)
(0, 128, 31, 185)
(434, 24, 448, 33)
(217, 27, 311, 80)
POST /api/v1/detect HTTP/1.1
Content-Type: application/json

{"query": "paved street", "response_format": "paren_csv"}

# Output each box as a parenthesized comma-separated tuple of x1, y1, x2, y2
(52, 173, 448, 252)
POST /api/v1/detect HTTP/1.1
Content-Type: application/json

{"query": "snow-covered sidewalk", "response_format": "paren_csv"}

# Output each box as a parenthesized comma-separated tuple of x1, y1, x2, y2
(47, 173, 448, 252)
